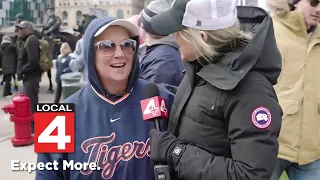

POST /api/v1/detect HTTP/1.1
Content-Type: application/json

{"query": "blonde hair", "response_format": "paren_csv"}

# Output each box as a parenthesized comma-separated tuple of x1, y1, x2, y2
(267, 0, 293, 15)
(177, 21, 252, 65)
(60, 42, 72, 55)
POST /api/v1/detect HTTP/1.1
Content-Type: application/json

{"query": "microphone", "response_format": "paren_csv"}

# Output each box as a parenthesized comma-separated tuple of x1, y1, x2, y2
(141, 83, 169, 131)
(141, 83, 171, 180)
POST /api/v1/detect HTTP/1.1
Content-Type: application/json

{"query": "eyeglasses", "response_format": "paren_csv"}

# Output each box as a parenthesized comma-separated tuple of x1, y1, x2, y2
(95, 39, 136, 56)
(310, 0, 320, 7)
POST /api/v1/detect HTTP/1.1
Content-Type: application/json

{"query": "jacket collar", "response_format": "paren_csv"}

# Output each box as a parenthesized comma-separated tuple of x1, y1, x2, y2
(21, 33, 33, 40)
(309, 25, 320, 41)
(196, 50, 244, 90)
(308, 26, 320, 54)
(274, 11, 320, 54)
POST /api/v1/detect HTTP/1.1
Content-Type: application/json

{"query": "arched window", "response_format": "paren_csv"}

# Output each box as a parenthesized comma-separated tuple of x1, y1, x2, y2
(62, 11, 68, 26)
(76, 11, 82, 25)
(116, 9, 124, 19)
(103, 10, 108, 17)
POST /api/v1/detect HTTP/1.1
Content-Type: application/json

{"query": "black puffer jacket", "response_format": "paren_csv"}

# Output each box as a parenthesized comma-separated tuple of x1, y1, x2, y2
(0, 43, 17, 75)
(167, 6, 283, 180)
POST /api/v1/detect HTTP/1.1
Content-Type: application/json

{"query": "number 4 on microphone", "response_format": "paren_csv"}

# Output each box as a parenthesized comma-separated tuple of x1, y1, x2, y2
(141, 97, 168, 120)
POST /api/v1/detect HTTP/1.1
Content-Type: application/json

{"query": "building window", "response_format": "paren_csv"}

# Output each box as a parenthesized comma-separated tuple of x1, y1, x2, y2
(104, 10, 108, 16)
(245, 0, 258, 6)
(62, 11, 68, 26)
(116, 9, 124, 19)
(76, 11, 82, 25)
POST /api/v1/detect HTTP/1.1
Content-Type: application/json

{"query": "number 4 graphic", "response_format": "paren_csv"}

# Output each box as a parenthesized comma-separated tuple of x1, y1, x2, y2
(160, 99, 167, 115)
(38, 116, 71, 150)
(144, 99, 159, 115)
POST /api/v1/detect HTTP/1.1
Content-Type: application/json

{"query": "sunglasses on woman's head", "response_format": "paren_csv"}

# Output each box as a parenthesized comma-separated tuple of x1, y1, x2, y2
(95, 39, 137, 57)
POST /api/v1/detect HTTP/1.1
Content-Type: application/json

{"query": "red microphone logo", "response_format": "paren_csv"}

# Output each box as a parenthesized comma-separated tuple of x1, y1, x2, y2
(140, 96, 168, 120)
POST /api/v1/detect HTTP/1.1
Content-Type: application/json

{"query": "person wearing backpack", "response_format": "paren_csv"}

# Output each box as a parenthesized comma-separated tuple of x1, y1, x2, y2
(16, 21, 41, 133)
(38, 37, 53, 73)
(54, 42, 72, 103)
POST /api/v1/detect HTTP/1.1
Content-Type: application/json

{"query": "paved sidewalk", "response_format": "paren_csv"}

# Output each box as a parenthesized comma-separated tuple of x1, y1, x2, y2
(0, 69, 56, 180)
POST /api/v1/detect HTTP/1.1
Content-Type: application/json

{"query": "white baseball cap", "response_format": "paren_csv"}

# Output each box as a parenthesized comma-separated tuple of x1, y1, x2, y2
(94, 19, 139, 37)
(150, 0, 238, 36)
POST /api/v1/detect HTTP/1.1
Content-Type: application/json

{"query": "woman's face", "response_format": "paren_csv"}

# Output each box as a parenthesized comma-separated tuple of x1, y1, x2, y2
(94, 26, 135, 84)
(174, 32, 196, 61)
(60, 47, 70, 55)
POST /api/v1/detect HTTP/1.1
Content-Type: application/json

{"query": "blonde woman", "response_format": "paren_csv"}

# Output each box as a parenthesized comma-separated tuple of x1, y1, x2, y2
(147, 0, 283, 179)
(54, 42, 72, 103)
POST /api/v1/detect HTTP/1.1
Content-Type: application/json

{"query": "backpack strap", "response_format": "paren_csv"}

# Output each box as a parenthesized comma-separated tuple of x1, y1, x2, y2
(24, 35, 36, 48)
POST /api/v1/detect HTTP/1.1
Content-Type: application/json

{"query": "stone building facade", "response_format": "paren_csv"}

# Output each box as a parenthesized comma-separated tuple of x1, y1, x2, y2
(54, 0, 262, 30)
(237, 0, 258, 6)
(55, 0, 144, 29)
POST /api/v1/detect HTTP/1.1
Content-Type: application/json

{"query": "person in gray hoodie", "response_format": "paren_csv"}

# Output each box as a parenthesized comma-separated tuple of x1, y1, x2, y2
(139, 0, 184, 88)
(69, 38, 88, 86)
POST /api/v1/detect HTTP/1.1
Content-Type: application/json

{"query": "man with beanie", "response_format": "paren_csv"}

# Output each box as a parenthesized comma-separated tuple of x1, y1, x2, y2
(268, 0, 320, 179)
(139, 0, 184, 87)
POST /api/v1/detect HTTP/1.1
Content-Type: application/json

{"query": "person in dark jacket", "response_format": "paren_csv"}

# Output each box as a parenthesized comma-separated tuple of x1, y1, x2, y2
(73, 15, 86, 36)
(0, 35, 18, 97)
(15, 13, 24, 24)
(16, 21, 41, 132)
(43, 6, 61, 39)
(14, 13, 24, 33)
(54, 42, 72, 103)
(139, 0, 184, 87)
(147, 0, 283, 180)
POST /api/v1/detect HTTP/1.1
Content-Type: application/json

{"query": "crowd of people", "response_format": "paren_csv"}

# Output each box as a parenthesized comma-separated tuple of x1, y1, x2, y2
(0, 0, 319, 179)
(0, 6, 64, 131)
(0, 6, 94, 130)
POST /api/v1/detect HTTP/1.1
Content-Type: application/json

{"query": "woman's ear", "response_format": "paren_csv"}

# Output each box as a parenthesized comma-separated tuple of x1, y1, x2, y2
(200, 31, 208, 42)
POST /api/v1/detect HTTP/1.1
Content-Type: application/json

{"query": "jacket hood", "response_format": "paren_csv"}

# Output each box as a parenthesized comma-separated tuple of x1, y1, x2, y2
(268, 0, 293, 15)
(83, 17, 140, 98)
(194, 6, 282, 90)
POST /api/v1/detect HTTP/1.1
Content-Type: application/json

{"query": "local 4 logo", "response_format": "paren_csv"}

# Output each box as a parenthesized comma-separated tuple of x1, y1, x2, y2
(140, 97, 168, 120)
(34, 103, 75, 153)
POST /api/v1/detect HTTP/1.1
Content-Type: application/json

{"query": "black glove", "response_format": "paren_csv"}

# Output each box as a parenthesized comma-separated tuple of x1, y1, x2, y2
(149, 129, 183, 165)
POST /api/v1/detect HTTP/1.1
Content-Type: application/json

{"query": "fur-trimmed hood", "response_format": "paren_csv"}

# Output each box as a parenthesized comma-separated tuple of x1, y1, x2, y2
(268, 0, 294, 15)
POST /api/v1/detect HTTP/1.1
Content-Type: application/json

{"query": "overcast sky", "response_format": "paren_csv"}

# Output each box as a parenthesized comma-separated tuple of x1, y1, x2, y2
(258, 0, 269, 10)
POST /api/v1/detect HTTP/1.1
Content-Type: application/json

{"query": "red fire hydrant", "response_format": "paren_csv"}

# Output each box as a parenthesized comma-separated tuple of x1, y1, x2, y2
(2, 93, 34, 147)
